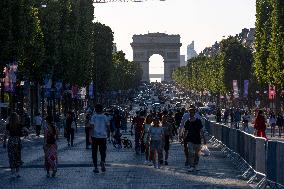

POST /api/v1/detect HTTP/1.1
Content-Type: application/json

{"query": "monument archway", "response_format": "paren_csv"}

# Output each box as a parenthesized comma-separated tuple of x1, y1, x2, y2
(131, 33, 182, 82)
(149, 54, 164, 82)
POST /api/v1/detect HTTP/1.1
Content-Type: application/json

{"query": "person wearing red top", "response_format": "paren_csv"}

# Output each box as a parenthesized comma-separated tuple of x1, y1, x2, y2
(254, 110, 267, 139)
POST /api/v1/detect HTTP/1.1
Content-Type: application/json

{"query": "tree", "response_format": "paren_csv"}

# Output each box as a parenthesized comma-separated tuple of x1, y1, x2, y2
(92, 22, 114, 94)
(254, 0, 273, 84)
(111, 51, 142, 90)
(267, 0, 284, 85)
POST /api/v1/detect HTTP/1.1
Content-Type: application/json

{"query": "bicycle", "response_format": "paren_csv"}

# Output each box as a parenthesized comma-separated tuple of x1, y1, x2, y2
(112, 134, 132, 149)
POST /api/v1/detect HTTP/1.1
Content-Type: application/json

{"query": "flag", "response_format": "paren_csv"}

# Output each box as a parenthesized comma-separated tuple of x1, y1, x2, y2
(243, 80, 249, 98)
(269, 85, 276, 100)
(233, 80, 239, 98)
(89, 81, 94, 98)
(55, 82, 62, 98)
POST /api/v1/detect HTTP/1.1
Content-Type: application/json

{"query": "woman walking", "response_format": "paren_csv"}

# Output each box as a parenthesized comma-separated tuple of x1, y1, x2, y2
(143, 114, 152, 165)
(254, 110, 267, 139)
(44, 115, 58, 178)
(149, 116, 164, 169)
(6, 112, 26, 178)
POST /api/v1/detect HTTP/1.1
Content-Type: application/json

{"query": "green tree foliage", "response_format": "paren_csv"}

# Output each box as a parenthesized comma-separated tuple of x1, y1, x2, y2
(254, 0, 272, 84)
(254, 0, 284, 85)
(173, 36, 252, 96)
(0, 0, 45, 81)
(92, 22, 114, 93)
(17, 0, 45, 82)
(220, 36, 253, 92)
(111, 51, 142, 90)
(268, 0, 284, 85)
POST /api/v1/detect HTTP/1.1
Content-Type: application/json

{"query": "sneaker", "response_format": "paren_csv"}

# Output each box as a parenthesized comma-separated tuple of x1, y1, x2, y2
(157, 163, 161, 169)
(100, 162, 106, 172)
(188, 167, 195, 172)
(93, 168, 99, 173)
(164, 161, 168, 166)
(154, 164, 158, 169)
(144, 160, 149, 165)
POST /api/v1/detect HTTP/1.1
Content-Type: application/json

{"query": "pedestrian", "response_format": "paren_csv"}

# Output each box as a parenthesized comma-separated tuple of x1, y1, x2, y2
(132, 111, 145, 154)
(113, 109, 122, 140)
(234, 109, 241, 129)
(254, 110, 267, 139)
(54, 113, 61, 134)
(174, 109, 183, 138)
(269, 112, 276, 137)
(34, 113, 43, 137)
(216, 108, 222, 122)
(161, 113, 173, 166)
(179, 108, 190, 166)
(85, 110, 92, 149)
(90, 104, 110, 173)
(65, 111, 75, 147)
(6, 112, 28, 178)
(184, 106, 206, 172)
(149, 116, 164, 169)
(242, 112, 250, 132)
(44, 115, 58, 178)
(143, 114, 152, 165)
(276, 112, 284, 137)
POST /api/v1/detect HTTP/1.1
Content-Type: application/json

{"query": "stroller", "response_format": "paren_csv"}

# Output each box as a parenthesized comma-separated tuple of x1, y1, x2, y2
(112, 131, 132, 149)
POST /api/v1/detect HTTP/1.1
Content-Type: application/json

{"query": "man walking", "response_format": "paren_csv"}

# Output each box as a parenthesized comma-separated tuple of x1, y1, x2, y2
(34, 113, 42, 137)
(90, 104, 110, 173)
(184, 106, 206, 172)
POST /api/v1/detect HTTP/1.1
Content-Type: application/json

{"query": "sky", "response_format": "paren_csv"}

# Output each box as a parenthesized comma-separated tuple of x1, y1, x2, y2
(94, 0, 256, 78)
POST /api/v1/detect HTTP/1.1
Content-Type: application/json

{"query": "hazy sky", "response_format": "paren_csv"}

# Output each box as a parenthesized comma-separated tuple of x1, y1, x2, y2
(94, 0, 256, 79)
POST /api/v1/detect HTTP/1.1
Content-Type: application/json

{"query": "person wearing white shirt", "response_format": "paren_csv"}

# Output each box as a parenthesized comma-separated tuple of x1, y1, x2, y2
(90, 104, 110, 174)
(34, 113, 43, 137)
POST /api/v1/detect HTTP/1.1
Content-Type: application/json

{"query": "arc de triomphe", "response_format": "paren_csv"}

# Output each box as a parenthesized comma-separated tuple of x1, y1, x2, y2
(131, 33, 182, 82)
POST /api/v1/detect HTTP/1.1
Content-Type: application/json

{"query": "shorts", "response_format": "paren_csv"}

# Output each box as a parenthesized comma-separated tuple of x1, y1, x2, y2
(188, 142, 202, 156)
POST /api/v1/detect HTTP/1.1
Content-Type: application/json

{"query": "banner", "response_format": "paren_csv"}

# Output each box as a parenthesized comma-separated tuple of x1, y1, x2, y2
(72, 85, 79, 99)
(55, 82, 62, 99)
(4, 62, 18, 92)
(89, 81, 94, 98)
(44, 77, 52, 98)
(243, 80, 249, 98)
(233, 80, 239, 98)
(269, 85, 276, 100)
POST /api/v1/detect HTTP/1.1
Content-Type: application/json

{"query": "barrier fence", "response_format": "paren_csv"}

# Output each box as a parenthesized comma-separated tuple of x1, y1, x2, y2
(203, 119, 284, 188)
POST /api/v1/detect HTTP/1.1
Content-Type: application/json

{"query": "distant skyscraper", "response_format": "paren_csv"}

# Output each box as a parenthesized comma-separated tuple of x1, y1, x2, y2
(180, 55, 186, 67)
(187, 41, 198, 60)
(112, 43, 117, 54)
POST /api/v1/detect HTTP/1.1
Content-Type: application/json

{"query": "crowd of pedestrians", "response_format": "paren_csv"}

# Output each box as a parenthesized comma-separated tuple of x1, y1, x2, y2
(216, 108, 284, 139)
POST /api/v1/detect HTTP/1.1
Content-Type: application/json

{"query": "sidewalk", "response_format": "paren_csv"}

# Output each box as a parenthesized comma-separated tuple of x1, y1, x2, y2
(0, 128, 254, 189)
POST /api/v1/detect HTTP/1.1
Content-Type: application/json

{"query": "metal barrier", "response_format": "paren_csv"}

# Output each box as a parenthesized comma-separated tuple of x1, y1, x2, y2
(203, 118, 284, 189)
